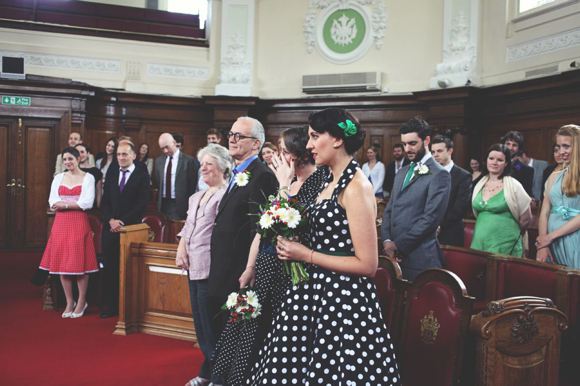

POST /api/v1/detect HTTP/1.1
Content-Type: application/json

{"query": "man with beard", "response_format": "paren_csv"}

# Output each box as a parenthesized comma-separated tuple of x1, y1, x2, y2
(381, 118, 450, 280)
(383, 143, 410, 197)
(501, 131, 534, 198)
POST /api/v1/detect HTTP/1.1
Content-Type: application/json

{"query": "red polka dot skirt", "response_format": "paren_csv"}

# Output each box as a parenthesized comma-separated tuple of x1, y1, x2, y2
(39, 187, 98, 275)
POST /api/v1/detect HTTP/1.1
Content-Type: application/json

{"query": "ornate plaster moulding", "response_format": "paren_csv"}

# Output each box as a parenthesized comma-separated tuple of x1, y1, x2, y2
(303, 0, 387, 64)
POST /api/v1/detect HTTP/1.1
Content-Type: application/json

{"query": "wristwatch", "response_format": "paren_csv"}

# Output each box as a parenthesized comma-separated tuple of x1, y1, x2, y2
(65, 203, 69, 209)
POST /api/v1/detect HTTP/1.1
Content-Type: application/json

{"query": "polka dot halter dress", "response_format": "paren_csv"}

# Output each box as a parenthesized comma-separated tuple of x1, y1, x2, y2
(248, 159, 401, 385)
(212, 166, 329, 385)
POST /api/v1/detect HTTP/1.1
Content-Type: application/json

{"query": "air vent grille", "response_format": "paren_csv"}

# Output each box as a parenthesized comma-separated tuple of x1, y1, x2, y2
(525, 65, 558, 78)
(302, 72, 381, 94)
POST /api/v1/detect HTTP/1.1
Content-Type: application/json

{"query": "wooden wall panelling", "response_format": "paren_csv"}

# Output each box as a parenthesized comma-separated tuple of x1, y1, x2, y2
(0, 77, 94, 249)
(0, 121, 10, 249)
(205, 96, 259, 129)
(477, 71, 580, 163)
(22, 120, 57, 248)
(414, 87, 480, 170)
(254, 95, 428, 166)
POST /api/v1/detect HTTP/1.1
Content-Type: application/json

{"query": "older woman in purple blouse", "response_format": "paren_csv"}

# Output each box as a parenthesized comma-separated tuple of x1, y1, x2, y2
(176, 143, 233, 386)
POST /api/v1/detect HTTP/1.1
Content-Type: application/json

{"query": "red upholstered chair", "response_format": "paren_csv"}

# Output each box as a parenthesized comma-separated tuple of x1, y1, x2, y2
(463, 219, 475, 248)
(397, 269, 474, 386)
(141, 210, 167, 243)
(166, 219, 185, 244)
(442, 246, 492, 313)
(374, 257, 407, 343)
(490, 255, 565, 308)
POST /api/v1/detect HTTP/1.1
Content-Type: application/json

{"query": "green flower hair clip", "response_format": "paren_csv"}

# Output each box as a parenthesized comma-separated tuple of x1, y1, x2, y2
(337, 119, 357, 138)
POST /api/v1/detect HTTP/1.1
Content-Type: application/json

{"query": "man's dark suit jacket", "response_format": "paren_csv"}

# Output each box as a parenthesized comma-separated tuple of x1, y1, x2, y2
(511, 159, 534, 197)
(438, 164, 472, 247)
(155, 152, 198, 219)
(101, 165, 150, 264)
(209, 158, 278, 299)
(383, 158, 411, 194)
(105, 160, 147, 177)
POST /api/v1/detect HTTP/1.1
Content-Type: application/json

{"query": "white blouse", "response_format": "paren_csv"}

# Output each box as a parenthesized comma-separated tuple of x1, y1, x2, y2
(48, 172, 95, 211)
(362, 161, 385, 194)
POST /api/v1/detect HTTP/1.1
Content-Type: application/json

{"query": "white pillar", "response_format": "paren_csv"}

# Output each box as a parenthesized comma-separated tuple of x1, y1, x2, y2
(429, 0, 481, 89)
(215, 0, 255, 96)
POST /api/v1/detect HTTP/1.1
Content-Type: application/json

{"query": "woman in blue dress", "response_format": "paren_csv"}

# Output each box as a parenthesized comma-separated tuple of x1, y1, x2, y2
(537, 124, 580, 269)
(248, 108, 400, 385)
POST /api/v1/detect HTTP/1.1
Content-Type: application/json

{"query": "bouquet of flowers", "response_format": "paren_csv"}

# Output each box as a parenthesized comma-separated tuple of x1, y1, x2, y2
(222, 287, 261, 323)
(256, 193, 310, 285)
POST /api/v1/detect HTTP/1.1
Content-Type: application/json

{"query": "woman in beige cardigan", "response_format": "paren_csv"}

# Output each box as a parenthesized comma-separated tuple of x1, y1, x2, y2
(471, 144, 532, 257)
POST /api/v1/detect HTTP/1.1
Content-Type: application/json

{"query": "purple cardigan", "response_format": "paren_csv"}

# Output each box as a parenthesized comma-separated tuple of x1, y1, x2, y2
(177, 186, 227, 280)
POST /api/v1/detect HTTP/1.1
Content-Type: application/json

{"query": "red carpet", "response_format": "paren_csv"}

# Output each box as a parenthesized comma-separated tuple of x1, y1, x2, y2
(0, 252, 203, 386)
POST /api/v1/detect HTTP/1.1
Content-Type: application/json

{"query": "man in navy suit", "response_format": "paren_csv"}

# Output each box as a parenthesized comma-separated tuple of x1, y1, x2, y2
(431, 136, 472, 247)
(383, 143, 411, 197)
(100, 142, 150, 318)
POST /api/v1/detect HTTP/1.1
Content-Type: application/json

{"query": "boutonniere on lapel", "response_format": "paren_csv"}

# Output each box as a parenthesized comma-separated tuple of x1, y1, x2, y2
(234, 170, 251, 187)
(412, 163, 431, 180)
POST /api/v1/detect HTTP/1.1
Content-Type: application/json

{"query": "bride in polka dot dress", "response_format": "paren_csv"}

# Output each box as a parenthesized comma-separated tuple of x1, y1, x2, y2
(248, 108, 400, 385)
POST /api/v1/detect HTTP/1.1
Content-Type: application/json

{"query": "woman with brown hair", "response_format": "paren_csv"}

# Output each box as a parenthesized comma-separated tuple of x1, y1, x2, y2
(537, 125, 580, 268)
(260, 142, 277, 166)
(471, 144, 532, 257)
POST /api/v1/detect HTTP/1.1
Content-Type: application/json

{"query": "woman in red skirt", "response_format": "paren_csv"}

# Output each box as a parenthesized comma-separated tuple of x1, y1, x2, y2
(39, 147, 99, 318)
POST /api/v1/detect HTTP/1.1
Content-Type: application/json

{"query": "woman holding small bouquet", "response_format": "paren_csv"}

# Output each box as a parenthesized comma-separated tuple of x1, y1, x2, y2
(249, 108, 400, 385)
(211, 126, 328, 385)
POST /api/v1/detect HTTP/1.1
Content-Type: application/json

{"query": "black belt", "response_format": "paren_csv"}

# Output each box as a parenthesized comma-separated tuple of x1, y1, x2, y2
(162, 198, 176, 202)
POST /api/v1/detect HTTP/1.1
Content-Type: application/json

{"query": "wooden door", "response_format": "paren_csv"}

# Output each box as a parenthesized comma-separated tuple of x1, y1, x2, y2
(1, 118, 57, 250)
(0, 120, 12, 249)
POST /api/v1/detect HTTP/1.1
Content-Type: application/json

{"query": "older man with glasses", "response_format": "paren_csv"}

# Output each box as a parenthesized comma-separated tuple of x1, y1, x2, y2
(206, 116, 278, 385)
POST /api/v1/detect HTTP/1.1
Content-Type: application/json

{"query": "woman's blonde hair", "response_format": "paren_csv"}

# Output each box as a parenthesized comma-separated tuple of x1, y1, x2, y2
(558, 124, 580, 197)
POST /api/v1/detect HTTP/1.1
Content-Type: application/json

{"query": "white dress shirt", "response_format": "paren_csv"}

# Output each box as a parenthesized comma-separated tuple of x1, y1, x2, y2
(118, 163, 136, 186)
(395, 159, 405, 174)
(163, 149, 180, 199)
(443, 160, 454, 173)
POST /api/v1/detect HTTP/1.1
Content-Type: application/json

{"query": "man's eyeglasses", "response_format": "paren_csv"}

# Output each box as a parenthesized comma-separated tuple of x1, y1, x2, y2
(227, 132, 257, 142)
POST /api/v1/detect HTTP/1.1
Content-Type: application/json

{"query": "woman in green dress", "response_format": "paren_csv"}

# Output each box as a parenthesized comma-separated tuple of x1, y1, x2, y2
(471, 144, 532, 257)
(536, 125, 580, 269)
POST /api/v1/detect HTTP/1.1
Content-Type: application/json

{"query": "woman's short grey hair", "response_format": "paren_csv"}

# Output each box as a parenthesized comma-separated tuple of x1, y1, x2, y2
(197, 143, 234, 181)
(237, 116, 265, 150)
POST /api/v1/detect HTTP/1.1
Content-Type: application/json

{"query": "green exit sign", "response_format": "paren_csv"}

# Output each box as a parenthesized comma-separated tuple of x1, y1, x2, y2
(2, 96, 31, 106)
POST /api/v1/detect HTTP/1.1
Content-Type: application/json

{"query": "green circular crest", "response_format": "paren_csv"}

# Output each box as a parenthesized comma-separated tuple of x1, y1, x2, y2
(322, 9, 366, 54)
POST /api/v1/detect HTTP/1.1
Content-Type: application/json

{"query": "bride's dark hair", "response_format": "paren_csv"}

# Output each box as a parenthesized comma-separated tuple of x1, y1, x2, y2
(308, 108, 366, 155)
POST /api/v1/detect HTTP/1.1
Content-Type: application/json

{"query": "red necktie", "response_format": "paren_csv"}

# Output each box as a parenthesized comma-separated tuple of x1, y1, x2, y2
(165, 156, 172, 198)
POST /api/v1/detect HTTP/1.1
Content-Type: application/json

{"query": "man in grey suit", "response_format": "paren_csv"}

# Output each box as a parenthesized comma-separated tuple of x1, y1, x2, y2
(382, 118, 451, 280)
(517, 149, 549, 202)
(156, 133, 198, 219)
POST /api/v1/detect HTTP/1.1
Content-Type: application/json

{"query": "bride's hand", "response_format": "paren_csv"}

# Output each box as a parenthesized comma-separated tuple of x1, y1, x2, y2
(276, 236, 308, 261)
(269, 153, 295, 188)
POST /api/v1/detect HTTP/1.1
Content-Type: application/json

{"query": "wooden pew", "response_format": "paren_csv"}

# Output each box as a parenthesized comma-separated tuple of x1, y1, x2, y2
(396, 269, 474, 386)
(374, 256, 407, 347)
(442, 245, 492, 313)
(470, 297, 568, 386)
(114, 225, 196, 342)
